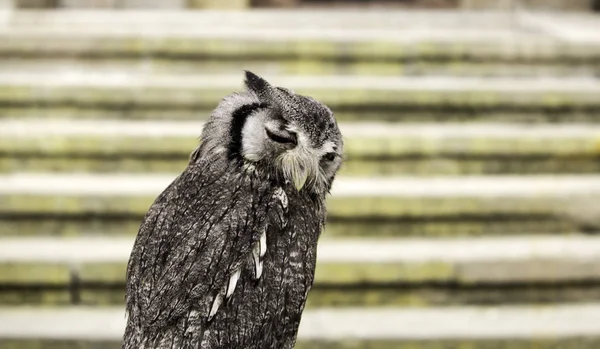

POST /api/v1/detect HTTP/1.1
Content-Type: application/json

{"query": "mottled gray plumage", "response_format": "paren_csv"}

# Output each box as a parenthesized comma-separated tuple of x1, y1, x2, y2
(123, 71, 343, 349)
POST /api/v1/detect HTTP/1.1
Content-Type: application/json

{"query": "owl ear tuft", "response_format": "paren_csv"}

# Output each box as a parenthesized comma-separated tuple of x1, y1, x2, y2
(244, 71, 272, 97)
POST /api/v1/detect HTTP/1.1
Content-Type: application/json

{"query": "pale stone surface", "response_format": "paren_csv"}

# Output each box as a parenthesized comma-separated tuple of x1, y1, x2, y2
(1, 73, 599, 93)
(2, 173, 600, 198)
(3, 119, 600, 139)
(2, 10, 600, 46)
(2, 304, 600, 340)
(2, 236, 600, 283)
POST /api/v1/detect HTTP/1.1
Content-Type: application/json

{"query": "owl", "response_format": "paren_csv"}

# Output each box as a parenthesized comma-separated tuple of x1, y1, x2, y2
(123, 71, 343, 349)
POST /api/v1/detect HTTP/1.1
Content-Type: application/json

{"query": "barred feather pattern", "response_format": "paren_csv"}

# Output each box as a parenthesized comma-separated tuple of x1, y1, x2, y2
(123, 158, 324, 349)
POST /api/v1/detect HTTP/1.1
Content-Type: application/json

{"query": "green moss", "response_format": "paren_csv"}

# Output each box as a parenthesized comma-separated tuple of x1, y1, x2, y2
(5, 279, 600, 307)
(0, 84, 598, 113)
(2, 134, 598, 175)
(4, 157, 600, 176)
(79, 263, 127, 283)
(0, 290, 70, 305)
(0, 219, 143, 237)
(0, 215, 574, 238)
(326, 196, 561, 218)
(315, 262, 454, 284)
(23, 261, 455, 285)
(79, 289, 125, 306)
(2, 58, 597, 79)
(0, 194, 565, 219)
(0, 195, 153, 215)
(2, 133, 596, 157)
(3, 33, 600, 62)
(323, 219, 573, 238)
(2, 107, 600, 123)
(0, 136, 197, 155)
(0, 263, 70, 284)
(0, 157, 188, 174)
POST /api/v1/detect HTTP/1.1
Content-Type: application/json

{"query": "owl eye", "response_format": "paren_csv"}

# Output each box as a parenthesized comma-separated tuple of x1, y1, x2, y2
(323, 152, 337, 162)
(265, 127, 297, 146)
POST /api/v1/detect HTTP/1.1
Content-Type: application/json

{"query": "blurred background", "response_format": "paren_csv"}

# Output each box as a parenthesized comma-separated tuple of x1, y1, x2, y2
(1, 0, 600, 348)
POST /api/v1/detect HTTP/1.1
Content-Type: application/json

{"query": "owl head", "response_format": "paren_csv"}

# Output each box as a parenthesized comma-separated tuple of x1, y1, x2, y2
(199, 71, 343, 195)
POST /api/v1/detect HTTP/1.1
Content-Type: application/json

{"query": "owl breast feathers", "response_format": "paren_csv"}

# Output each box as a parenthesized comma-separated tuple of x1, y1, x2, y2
(123, 71, 343, 349)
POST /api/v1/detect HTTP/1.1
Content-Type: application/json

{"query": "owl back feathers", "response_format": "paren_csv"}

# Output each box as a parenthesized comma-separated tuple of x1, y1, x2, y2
(124, 159, 290, 348)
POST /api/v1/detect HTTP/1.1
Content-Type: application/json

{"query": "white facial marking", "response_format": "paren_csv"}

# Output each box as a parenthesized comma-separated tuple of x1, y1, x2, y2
(320, 141, 336, 155)
(241, 112, 267, 162)
(240, 112, 339, 193)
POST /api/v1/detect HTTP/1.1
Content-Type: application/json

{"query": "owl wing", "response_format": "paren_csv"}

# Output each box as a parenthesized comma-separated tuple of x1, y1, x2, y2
(125, 163, 281, 330)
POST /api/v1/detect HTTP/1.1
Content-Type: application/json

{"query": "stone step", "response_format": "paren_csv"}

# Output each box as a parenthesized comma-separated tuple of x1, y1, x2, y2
(1, 174, 597, 237)
(2, 304, 600, 348)
(0, 57, 600, 78)
(2, 11, 599, 63)
(1, 57, 598, 78)
(1, 236, 600, 306)
(0, 10, 551, 29)
(2, 10, 599, 79)
(3, 120, 600, 175)
(1, 74, 600, 122)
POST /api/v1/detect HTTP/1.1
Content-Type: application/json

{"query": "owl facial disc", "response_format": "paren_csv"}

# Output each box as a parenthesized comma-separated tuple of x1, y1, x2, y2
(237, 71, 343, 194)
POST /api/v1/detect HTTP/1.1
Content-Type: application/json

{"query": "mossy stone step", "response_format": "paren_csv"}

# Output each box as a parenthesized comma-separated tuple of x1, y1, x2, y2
(4, 283, 600, 308)
(5, 174, 598, 217)
(7, 156, 600, 176)
(0, 216, 578, 238)
(3, 10, 600, 64)
(6, 107, 600, 123)
(1, 236, 600, 307)
(3, 121, 600, 175)
(2, 305, 600, 349)
(2, 58, 600, 78)
(1, 75, 599, 123)
(0, 174, 596, 237)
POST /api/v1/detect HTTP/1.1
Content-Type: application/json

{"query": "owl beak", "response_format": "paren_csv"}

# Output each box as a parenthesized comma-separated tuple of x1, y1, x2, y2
(293, 169, 309, 191)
